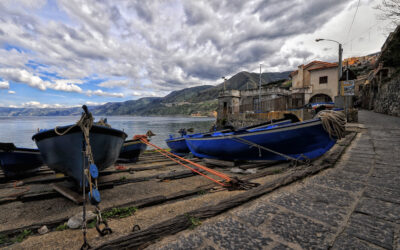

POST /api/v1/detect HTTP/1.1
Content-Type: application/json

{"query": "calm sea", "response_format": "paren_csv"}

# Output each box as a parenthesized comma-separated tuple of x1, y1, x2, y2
(0, 116, 215, 148)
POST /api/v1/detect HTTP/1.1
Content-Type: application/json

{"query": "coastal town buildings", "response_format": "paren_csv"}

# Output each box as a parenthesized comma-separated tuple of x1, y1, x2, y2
(290, 61, 339, 104)
(217, 60, 341, 123)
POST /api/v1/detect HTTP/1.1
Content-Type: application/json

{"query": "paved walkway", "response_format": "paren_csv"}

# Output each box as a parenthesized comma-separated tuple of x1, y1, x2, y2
(147, 110, 400, 250)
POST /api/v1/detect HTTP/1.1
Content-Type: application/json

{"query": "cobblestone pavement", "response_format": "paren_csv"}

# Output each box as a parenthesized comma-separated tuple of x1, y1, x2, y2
(146, 110, 400, 250)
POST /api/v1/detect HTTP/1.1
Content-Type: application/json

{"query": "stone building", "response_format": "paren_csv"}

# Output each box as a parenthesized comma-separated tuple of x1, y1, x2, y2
(217, 87, 298, 124)
(290, 61, 339, 104)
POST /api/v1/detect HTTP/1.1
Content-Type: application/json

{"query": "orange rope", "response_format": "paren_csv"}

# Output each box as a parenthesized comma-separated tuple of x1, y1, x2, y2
(141, 138, 231, 181)
(152, 145, 227, 186)
(139, 138, 232, 185)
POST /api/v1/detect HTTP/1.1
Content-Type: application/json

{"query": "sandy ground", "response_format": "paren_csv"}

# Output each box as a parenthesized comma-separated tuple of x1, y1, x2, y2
(0, 152, 287, 249)
(5, 172, 283, 250)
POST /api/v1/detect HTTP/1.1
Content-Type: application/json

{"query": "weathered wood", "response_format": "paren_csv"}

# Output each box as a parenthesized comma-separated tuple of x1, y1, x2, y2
(157, 169, 203, 181)
(51, 183, 83, 205)
(100, 162, 178, 176)
(95, 133, 357, 250)
(203, 158, 237, 168)
(20, 190, 61, 202)
(239, 160, 282, 170)
(24, 176, 69, 185)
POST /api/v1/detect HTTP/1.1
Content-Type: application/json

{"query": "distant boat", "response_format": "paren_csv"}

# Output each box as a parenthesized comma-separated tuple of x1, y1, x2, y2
(185, 118, 336, 161)
(119, 138, 147, 162)
(32, 109, 127, 185)
(0, 143, 43, 177)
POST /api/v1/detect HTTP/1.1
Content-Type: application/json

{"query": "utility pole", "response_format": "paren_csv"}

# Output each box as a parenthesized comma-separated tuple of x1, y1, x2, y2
(259, 64, 262, 113)
(338, 43, 343, 96)
(316, 38, 343, 97)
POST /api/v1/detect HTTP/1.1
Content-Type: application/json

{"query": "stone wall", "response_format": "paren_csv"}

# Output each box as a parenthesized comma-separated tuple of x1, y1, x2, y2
(373, 74, 400, 116)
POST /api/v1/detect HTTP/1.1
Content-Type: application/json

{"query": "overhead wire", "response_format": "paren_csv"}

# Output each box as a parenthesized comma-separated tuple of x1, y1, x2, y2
(346, 0, 362, 46)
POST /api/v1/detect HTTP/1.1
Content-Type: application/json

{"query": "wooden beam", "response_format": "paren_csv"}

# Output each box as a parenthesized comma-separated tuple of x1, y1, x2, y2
(51, 183, 83, 205)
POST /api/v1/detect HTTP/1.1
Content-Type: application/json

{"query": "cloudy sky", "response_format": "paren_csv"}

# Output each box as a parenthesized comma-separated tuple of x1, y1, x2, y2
(0, 0, 392, 108)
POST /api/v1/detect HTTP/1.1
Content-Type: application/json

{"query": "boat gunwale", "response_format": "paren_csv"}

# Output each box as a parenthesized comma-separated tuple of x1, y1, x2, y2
(185, 119, 323, 141)
(166, 137, 186, 143)
(32, 124, 127, 142)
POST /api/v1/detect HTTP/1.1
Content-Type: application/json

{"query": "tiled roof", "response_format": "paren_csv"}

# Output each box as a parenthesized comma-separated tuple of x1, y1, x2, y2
(290, 61, 338, 76)
(308, 65, 337, 71)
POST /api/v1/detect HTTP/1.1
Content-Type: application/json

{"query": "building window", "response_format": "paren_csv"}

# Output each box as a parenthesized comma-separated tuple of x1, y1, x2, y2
(319, 76, 328, 84)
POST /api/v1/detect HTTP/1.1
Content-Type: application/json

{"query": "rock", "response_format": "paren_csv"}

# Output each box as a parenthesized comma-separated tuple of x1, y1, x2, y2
(230, 167, 244, 174)
(38, 225, 49, 235)
(67, 211, 97, 229)
(245, 168, 257, 174)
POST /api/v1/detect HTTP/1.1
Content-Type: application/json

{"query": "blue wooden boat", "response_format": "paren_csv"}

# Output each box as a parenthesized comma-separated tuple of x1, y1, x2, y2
(119, 139, 147, 162)
(32, 124, 127, 185)
(166, 118, 294, 154)
(0, 143, 43, 177)
(185, 118, 336, 161)
(166, 135, 191, 154)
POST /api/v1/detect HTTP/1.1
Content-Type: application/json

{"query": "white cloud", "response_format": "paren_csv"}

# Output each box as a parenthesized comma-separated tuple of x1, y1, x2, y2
(86, 89, 124, 98)
(51, 80, 83, 93)
(131, 90, 164, 97)
(0, 81, 9, 89)
(0, 0, 391, 103)
(0, 68, 48, 90)
(8, 90, 15, 94)
(18, 101, 73, 108)
(0, 68, 124, 97)
(98, 79, 130, 88)
(85, 101, 106, 106)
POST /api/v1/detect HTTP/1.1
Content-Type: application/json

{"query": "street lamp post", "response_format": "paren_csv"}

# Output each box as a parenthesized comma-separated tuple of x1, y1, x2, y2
(315, 38, 343, 96)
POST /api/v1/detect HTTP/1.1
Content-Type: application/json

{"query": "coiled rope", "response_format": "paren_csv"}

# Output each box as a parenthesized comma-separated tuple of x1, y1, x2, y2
(317, 110, 346, 140)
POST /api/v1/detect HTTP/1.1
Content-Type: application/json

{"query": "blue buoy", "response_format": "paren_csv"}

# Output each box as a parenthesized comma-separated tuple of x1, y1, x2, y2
(89, 164, 99, 179)
(88, 188, 101, 205)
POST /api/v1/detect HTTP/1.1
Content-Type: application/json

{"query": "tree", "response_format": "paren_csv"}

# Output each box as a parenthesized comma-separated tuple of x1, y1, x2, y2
(375, 0, 400, 25)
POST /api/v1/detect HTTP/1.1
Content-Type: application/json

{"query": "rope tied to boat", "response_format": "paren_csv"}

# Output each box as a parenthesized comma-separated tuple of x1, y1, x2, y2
(54, 106, 111, 248)
(230, 137, 312, 167)
(317, 110, 346, 140)
(139, 138, 259, 190)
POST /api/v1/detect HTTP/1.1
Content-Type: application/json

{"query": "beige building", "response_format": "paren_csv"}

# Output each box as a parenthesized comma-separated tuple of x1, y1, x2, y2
(290, 61, 339, 103)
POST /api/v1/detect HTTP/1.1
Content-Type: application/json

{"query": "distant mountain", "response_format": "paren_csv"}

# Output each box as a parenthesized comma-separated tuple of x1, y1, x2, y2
(0, 71, 292, 116)
(162, 85, 214, 103)
(0, 107, 83, 116)
(184, 71, 292, 103)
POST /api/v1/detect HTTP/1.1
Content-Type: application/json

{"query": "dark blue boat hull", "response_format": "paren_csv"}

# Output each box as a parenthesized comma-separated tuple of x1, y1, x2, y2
(119, 139, 147, 162)
(185, 119, 335, 161)
(166, 137, 190, 154)
(33, 125, 126, 185)
(0, 148, 43, 177)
